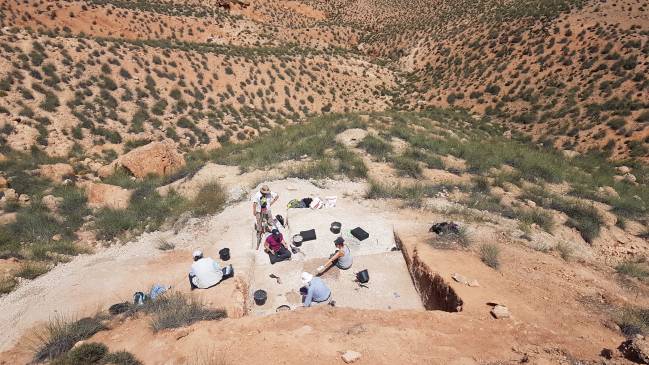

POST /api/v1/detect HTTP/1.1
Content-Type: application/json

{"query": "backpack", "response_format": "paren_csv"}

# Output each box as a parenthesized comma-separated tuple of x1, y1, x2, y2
(150, 284, 168, 300)
(133, 291, 148, 306)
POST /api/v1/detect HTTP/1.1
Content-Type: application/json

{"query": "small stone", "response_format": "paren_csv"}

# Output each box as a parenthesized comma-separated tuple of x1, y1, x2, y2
(617, 166, 631, 174)
(52, 234, 62, 241)
(624, 173, 637, 183)
(0, 176, 6, 189)
(342, 350, 362, 364)
(18, 194, 30, 206)
(451, 273, 468, 284)
(3, 189, 17, 201)
(525, 199, 536, 208)
(468, 279, 480, 287)
(491, 305, 510, 319)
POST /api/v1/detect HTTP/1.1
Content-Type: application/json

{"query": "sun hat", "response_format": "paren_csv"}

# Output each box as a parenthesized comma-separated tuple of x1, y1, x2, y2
(272, 228, 280, 236)
(192, 250, 203, 259)
(301, 272, 313, 285)
(260, 185, 270, 193)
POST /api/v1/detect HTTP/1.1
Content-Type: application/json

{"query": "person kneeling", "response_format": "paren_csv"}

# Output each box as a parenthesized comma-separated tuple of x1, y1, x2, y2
(316, 237, 352, 274)
(189, 250, 233, 290)
(301, 272, 334, 307)
(265, 228, 291, 264)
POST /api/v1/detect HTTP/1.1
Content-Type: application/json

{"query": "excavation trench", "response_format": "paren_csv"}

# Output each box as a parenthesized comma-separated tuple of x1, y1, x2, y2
(394, 232, 463, 312)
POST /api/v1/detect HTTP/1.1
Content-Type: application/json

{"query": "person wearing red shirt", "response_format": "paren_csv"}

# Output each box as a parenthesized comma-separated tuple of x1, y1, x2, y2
(264, 228, 292, 264)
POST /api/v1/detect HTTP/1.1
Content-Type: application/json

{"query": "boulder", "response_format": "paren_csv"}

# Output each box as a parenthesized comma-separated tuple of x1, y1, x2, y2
(80, 182, 132, 210)
(561, 150, 579, 159)
(598, 186, 619, 199)
(41, 195, 63, 212)
(342, 350, 362, 364)
(0, 176, 6, 190)
(335, 128, 368, 148)
(100, 140, 185, 179)
(617, 166, 632, 174)
(18, 194, 30, 206)
(38, 163, 74, 183)
(0, 212, 17, 225)
(3, 189, 17, 201)
(619, 338, 649, 364)
(624, 173, 637, 184)
(451, 273, 468, 285)
(491, 305, 511, 319)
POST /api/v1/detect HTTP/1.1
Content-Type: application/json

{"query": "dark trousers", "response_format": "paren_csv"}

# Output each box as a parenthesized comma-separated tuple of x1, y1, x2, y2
(269, 246, 291, 264)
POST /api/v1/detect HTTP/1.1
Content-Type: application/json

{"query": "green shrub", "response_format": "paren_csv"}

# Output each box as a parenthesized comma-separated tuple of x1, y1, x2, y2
(53, 342, 108, 365)
(102, 351, 143, 365)
(94, 208, 138, 241)
(616, 307, 649, 336)
(516, 207, 554, 233)
(191, 182, 227, 216)
(0, 276, 17, 295)
(391, 155, 422, 178)
(479, 243, 500, 269)
(143, 292, 226, 332)
(555, 241, 573, 261)
(616, 260, 649, 279)
(16, 261, 49, 280)
(334, 145, 367, 179)
(358, 134, 392, 160)
(33, 315, 107, 362)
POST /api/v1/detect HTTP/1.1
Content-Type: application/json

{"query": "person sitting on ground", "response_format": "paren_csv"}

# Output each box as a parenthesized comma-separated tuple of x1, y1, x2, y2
(265, 228, 292, 264)
(252, 184, 279, 232)
(317, 237, 353, 274)
(300, 272, 334, 307)
(189, 250, 233, 290)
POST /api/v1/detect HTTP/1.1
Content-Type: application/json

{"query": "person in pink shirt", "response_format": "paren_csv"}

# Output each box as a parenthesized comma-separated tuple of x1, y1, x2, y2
(264, 228, 291, 264)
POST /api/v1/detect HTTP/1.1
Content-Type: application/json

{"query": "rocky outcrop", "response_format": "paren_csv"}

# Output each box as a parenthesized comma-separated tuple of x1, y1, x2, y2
(79, 182, 132, 210)
(38, 163, 74, 183)
(98, 140, 185, 179)
(619, 337, 649, 364)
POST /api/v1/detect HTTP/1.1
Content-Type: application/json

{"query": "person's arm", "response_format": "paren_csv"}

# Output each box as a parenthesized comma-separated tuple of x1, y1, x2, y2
(319, 250, 342, 272)
(270, 192, 279, 206)
(303, 285, 314, 307)
(281, 237, 290, 250)
(263, 237, 271, 252)
(252, 201, 258, 216)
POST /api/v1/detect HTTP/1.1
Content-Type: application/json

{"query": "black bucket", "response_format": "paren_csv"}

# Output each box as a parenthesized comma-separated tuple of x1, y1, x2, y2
(219, 248, 230, 261)
(356, 269, 369, 284)
(292, 234, 303, 247)
(330, 221, 341, 234)
(254, 289, 267, 306)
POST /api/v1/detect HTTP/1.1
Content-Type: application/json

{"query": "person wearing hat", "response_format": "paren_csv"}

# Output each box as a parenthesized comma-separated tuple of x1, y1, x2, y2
(189, 250, 234, 290)
(264, 228, 292, 264)
(317, 236, 353, 274)
(252, 185, 279, 243)
(300, 272, 333, 307)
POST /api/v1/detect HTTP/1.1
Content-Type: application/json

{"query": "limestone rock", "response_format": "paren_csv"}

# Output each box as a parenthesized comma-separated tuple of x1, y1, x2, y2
(624, 173, 637, 184)
(80, 182, 132, 210)
(0, 176, 6, 190)
(0, 212, 17, 225)
(598, 186, 619, 199)
(335, 129, 368, 148)
(18, 194, 30, 206)
(451, 273, 468, 285)
(561, 150, 579, 159)
(342, 350, 362, 364)
(3, 189, 17, 201)
(41, 195, 63, 212)
(468, 279, 480, 287)
(99, 140, 184, 179)
(491, 305, 510, 319)
(38, 163, 74, 183)
(617, 166, 632, 174)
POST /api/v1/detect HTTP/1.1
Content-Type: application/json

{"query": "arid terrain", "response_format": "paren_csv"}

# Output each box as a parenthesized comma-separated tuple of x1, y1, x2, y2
(0, 1, 648, 365)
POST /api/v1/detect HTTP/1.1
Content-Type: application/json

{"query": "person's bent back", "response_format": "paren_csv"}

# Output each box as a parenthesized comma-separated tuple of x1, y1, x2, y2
(189, 250, 233, 289)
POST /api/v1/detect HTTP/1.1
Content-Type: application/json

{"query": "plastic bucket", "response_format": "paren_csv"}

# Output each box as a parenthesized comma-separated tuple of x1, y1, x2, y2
(219, 248, 230, 261)
(254, 289, 267, 305)
(356, 269, 369, 284)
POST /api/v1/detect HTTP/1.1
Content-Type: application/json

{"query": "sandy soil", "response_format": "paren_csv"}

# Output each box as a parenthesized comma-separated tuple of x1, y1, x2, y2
(0, 167, 645, 363)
